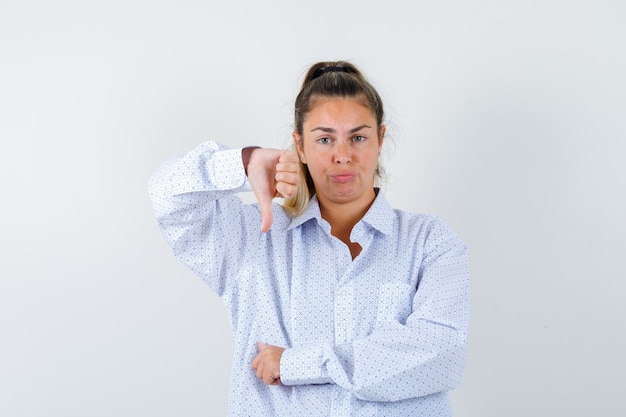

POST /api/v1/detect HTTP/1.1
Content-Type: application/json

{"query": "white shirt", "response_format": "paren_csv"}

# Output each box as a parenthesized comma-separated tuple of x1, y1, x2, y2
(148, 141, 470, 416)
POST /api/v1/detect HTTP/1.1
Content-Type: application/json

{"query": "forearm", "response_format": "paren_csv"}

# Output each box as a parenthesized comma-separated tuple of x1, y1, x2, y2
(148, 141, 250, 202)
(147, 141, 260, 294)
(280, 316, 468, 401)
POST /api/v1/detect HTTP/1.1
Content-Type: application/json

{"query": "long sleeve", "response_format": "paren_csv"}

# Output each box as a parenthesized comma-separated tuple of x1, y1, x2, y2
(147, 141, 264, 297)
(280, 218, 470, 402)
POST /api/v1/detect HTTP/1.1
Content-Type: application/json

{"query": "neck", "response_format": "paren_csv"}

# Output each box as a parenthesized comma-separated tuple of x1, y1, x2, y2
(318, 189, 377, 243)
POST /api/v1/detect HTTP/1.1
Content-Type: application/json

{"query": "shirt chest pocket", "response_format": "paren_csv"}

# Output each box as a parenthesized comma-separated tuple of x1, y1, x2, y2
(375, 282, 415, 327)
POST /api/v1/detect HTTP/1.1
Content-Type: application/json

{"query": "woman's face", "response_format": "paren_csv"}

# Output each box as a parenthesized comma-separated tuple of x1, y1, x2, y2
(294, 96, 385, 209)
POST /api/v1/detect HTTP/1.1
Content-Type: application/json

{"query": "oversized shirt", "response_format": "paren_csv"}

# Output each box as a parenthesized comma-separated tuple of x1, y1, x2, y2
(148, 141, 470, 417)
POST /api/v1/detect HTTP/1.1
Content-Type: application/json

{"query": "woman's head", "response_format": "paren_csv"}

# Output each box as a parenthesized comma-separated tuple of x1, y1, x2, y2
(283, 61, 386, 216)
(294, 61, 385, 137)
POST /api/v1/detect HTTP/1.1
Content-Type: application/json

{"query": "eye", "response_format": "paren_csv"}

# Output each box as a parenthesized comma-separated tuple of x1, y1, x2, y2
(352, 135, 366, 142)
(317, 137, 332, 144)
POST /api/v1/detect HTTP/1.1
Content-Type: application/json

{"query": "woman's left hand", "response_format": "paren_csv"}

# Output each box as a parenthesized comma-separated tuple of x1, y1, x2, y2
(251, 342, 285, 385)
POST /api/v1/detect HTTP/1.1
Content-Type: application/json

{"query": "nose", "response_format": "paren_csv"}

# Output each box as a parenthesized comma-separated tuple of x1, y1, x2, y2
(334, 141, 351, 164)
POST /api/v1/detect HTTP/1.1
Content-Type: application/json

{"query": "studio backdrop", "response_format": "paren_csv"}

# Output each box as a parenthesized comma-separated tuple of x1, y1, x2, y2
(1, 1, 624, 416)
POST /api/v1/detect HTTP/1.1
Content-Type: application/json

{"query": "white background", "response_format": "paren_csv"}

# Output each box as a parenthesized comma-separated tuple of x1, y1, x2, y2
(1, 1, 625, 416)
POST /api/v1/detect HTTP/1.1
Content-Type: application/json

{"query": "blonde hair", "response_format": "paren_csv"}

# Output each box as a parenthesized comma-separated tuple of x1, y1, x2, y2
(282, 147, 313, 216)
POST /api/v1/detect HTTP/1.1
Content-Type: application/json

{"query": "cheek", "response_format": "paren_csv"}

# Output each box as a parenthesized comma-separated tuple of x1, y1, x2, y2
(302, 149, 327, 168)
(306, 160, 323, 176)
(363, 150, 379, 163)
(304, 157, 329, 181)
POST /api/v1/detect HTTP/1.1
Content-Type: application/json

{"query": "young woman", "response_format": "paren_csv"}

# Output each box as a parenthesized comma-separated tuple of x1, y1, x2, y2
(149, 61, 470, 416)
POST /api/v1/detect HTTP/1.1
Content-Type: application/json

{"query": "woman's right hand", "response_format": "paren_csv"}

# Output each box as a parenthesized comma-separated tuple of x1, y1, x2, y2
(245, 148, 300, 232)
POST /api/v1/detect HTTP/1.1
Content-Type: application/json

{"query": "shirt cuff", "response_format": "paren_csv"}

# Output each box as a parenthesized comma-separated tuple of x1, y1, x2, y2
(206, 147, 248, 190)
(280, 345, 332, 386)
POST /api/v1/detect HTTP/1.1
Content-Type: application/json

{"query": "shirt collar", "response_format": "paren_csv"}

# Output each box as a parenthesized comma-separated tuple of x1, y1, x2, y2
(287, 189, 395, 236)
(287, 194, 323, 231)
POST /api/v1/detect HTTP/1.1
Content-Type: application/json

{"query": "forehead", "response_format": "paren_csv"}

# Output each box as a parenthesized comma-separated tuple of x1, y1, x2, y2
(304, 96, 377, 126)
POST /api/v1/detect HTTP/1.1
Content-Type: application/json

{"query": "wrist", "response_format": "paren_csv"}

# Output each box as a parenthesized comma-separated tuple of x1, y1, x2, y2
(241, 146, 261, 175)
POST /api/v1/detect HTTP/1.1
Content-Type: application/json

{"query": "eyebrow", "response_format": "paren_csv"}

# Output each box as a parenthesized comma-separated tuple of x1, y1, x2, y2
(310, 124, 372, 134)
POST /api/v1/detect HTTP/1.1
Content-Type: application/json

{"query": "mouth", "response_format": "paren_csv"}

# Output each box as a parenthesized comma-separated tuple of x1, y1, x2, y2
(330, 172, 356, 183)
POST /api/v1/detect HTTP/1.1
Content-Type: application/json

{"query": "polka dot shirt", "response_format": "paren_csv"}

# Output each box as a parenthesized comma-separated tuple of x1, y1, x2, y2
(148, 141, 470, 417)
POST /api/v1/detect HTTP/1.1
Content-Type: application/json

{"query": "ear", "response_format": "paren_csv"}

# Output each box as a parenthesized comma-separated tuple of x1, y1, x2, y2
(292, 132, 307, 164)
(378, 125, 386, 152)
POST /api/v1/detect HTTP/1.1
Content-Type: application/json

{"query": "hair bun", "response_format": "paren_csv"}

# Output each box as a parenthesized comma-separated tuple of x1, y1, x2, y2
(311, 65, 351, 80)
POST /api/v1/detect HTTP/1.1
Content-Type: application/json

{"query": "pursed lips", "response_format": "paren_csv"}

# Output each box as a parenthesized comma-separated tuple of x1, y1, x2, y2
(330, 172, 357, 183)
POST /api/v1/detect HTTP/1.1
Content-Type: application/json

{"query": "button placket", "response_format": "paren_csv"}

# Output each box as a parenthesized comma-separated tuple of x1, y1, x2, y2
(334, 284, 355, 344)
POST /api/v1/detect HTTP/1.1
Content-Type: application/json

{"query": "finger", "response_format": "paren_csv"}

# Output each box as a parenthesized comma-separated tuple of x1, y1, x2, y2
(257, 341, 267, 351)
(275, 170, 299, 185)
(256, 192, 273, 233)
(279, 150, 299, 164)
(263, 372, 277, 385)
(275, 167, 299, 199)
(264, 369, 281, 385)
(275, 159, 300, 176)
(251, 353, 260, 370)
(275, 182, 297, 199)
